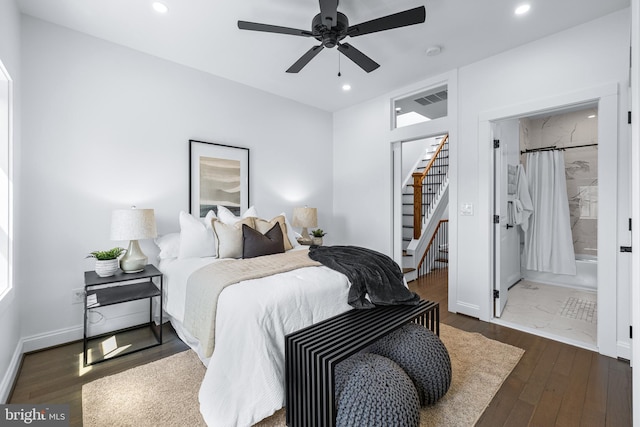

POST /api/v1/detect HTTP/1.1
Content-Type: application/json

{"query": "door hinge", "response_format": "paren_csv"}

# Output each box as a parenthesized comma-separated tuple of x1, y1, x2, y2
(493, 139, 500, 149)
(630, 326, 633, 339)
(629, 111, 632, 124)
(493, 215, 500, 224)
(630, 218, 632, 231)
(493, 289, 500, 299)
(621, 246, 632, 253)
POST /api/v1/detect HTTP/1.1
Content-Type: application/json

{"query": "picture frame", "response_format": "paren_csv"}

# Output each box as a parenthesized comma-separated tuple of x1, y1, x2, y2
(189, 140, 250, 218)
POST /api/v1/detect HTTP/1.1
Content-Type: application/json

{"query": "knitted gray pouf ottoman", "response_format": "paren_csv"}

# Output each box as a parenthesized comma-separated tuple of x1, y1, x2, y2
(334, 353, 420, 427)
(368, 322, 451, 406)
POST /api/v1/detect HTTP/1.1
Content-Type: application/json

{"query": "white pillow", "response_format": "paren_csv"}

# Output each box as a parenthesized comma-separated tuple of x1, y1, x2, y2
(155, 232, 180, 260)
(202, 209, 217, 227)
(280, 212, 301, 249)
(217, 205, 258, 225)
(178, 210, 217, 259)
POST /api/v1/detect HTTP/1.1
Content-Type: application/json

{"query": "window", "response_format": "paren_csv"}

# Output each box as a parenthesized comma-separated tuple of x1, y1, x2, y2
(0, 59, 12, 302)
(393, 85, 448, 129)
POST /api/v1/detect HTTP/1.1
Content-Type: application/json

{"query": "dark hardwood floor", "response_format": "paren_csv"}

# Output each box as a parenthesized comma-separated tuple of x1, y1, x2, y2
(410, 268, 632, 427)
(8, 323, 189, 426)
(8, 268, 632, 426)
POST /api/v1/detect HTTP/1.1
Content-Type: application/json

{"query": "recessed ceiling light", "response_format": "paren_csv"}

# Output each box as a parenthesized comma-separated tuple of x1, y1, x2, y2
(342, 84, 351, 91)
(152, 2, 169, 14)
(588, 114, 596, 119)
(515, 4, 530, 15)
(396, 107, 402, 112)
(425, 46, 441, 57)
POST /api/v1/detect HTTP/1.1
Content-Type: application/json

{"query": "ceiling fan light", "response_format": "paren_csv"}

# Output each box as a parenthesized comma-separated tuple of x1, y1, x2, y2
(342, 84, 352, 91)
(425, 46, 441, 57)
(238, 5, 427, 74)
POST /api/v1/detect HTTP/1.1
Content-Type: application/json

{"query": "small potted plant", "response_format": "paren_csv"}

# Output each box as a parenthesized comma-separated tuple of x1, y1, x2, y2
(310, 229, 326, 246)
(87, 247, 126, 277)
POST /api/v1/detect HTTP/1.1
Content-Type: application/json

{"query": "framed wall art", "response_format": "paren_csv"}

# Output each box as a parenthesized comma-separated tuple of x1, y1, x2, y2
(189, 140, 250, 218)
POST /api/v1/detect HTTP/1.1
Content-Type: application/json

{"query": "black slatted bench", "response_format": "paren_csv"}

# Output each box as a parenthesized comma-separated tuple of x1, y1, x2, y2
(284, 299, 439, 427)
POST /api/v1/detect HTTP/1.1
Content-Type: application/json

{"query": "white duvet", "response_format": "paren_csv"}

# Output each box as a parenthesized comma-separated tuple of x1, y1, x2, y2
(160, 255, 352, 427)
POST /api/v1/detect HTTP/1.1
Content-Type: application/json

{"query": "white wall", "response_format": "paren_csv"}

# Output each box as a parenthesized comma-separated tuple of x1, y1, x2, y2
(0, 0, 21, 404)
(19, 16, 334, 348)
(334, 9, 631, 352)
(401, 137, 433, 187)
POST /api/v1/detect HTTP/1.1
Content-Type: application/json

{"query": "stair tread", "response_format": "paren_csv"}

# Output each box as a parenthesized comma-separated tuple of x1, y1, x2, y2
(408, 173, 447, 177)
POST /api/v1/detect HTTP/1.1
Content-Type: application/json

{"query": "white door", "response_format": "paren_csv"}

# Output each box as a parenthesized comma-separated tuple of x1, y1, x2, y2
(493, 120, 522, 317)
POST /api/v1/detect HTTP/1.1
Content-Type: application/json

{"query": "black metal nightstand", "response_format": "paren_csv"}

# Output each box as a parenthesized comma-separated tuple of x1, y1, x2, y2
(83, 265, 163, 366)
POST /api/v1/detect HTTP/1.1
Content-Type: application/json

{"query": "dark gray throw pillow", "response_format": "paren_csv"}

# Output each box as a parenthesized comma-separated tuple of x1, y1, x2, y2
(242, 222, 285, 259)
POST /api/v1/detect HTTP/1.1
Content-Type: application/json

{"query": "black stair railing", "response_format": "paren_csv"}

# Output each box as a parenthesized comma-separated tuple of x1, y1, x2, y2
(417, 219, 448, 277)
(411, 135, 449, 239)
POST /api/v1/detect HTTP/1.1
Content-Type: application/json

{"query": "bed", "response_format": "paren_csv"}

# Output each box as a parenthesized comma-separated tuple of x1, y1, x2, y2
(156, 207, 353, 426)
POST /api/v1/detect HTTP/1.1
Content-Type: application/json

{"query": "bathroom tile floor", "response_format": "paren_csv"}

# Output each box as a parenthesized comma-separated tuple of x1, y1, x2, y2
(496, 280, 597, 349)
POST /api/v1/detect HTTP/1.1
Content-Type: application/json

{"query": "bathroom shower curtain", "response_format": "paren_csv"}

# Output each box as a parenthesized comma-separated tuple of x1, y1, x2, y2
(523, 150, 577, 275)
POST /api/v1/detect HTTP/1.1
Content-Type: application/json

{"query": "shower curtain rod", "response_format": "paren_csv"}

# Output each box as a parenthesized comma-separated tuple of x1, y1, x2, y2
(520, 143, 598, 154)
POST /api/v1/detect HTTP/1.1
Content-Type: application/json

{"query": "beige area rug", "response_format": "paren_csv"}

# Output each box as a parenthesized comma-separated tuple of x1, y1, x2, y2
(83, 324, 524, 427)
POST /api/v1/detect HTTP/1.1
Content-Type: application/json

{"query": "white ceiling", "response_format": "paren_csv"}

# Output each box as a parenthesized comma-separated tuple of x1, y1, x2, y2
(16, 0, 630, 112)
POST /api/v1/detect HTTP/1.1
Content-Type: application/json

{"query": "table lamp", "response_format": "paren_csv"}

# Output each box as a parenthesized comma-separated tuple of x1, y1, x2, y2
(292, 206, 317, 245)
(110, 206, 157, 273)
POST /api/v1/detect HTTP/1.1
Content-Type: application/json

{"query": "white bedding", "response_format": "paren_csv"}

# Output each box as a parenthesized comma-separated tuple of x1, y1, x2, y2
(159, 253, 352, 427)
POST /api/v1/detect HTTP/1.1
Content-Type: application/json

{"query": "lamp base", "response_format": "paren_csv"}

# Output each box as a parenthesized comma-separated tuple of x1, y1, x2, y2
(120, 240, 148, 273)
(297, 227, 312, 245)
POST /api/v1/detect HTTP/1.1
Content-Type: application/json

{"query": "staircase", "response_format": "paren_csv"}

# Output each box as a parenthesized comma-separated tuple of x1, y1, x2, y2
(416, 220, 449, 277)
(402, 135, 449, 281)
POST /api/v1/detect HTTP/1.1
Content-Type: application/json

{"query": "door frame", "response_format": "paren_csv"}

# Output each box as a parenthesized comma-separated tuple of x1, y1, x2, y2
(392, 133, 450, 268)
(480, 83, 619, 357)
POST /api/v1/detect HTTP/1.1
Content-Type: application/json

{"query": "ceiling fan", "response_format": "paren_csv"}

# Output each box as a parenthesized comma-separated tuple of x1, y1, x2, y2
(238, 1, 426, 73)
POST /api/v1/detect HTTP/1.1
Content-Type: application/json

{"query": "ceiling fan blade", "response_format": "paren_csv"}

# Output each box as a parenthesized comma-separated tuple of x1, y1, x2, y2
(347, 6, 426, 38)
(286, 45, 325, 73)
(337, 43, 380, 73)
(319, 0, 339, 28)
(238, 21, 313, 37)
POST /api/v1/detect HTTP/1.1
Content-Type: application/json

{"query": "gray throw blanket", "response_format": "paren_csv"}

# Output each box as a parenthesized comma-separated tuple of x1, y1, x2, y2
(308, 245, 420, 309)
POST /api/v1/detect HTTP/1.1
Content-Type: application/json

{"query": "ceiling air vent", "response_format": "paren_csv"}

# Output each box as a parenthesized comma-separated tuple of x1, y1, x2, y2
(414, 90, 448, 106)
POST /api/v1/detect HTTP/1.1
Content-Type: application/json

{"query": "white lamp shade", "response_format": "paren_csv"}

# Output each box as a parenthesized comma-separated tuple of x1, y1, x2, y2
(110, 208, 157, 241)
(292, 207, 318, 228)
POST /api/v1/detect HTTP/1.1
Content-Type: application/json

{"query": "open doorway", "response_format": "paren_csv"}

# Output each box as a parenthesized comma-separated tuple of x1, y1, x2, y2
(482, 83, 620, 357)
(392, 134, 449, 282)
(493, 104, 599, 350)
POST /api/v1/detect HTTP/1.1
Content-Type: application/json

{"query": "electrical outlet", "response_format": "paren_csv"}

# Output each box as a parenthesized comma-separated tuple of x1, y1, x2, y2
(71, 288, 85, 305)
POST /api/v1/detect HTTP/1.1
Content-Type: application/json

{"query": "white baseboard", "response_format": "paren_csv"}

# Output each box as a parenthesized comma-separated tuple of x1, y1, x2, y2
(454, 301, 480, 318)
(0, 339, 23, 404)
(21, 308, 150, 353)
(617, 340, 631, 361)
(21, 325, 84, 354)
(0, 306, 152, 403)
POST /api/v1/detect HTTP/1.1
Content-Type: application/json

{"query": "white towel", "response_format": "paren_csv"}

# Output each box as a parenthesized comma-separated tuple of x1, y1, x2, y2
(507, 164, 518, 195)
(512, 164, 533, 231)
